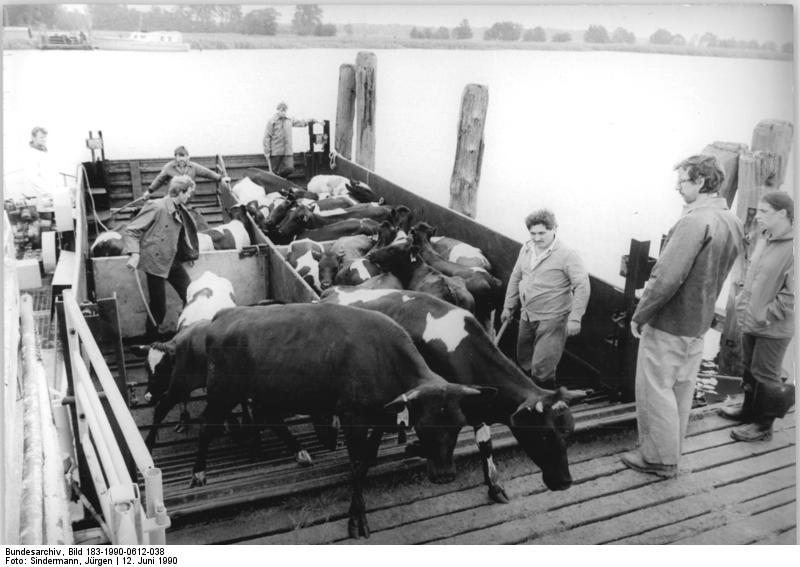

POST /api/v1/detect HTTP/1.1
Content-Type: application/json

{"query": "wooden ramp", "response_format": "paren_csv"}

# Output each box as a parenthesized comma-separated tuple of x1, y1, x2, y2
(158, 407, 795, 545)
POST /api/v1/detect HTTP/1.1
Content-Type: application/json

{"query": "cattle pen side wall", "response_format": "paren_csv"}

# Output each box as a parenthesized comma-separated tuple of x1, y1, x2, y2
(319, 154, 635, 398)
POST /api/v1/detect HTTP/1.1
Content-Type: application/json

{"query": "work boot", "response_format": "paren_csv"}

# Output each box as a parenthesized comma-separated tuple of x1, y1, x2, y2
(718, 383, 754, 422)
(731, 419, 774, 442)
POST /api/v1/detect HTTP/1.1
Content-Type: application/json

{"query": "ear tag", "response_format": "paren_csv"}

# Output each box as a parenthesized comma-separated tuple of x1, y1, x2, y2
(475, 424, 491, 444)
(534, 400, 545, 413)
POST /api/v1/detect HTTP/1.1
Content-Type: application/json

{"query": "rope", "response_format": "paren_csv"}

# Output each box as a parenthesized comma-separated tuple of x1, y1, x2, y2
(80, 164, 109, 233)
(132, 268, 158, 329)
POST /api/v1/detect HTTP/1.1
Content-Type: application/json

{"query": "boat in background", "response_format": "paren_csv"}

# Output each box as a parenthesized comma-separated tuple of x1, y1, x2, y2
(91, 30, 190, 52)
(37, 30, 92, 50)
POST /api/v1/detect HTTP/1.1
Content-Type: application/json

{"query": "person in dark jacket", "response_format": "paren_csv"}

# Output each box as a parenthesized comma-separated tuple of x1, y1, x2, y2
(144, 146, 229, 199)
(720, 191, 795, 441)
(262, 102, 318, 177)
(125, 175, 199, 341)
(621, 155, 744, 477)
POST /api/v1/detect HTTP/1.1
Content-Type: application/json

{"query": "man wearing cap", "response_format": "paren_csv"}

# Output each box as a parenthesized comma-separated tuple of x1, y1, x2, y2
(144, 145, 229, 199)
(263, 102, 318, 177)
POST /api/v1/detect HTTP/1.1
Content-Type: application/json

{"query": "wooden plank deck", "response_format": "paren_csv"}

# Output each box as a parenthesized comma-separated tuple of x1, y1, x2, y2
(157, 407, 795, 545)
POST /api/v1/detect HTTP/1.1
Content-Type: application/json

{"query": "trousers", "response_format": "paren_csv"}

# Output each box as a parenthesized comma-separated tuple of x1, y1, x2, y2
(145, 260, 190, 338)
(635, 324, 704, 466)
(515, 314, 568, 384)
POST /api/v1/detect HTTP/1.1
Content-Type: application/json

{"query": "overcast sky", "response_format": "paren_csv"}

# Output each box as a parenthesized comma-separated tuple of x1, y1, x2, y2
(249, 2, 795, 44)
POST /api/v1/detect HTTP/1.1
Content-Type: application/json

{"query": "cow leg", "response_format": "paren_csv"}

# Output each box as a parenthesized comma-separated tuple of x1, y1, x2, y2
(190, 397, 234, 487)
(269, 420, 313, 467)
(145, 389, 183, 450)
(342, 423, 374, 539)
(175, 401, 191, 433)
(474, 423, 509, 504)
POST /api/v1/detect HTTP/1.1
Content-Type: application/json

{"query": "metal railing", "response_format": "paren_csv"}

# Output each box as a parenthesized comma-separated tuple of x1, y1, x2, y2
(60, 288, 170, 544)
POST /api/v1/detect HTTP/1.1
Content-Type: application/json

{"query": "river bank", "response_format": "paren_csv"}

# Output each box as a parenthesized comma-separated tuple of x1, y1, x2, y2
(3, 31, 791, 61)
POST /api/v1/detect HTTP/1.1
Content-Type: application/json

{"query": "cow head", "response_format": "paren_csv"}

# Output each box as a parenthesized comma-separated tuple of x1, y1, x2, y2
(345, 179, 379, 203)
(409, 221, 437, 247)
(374, 221, 399, 248)
(366, 238, 417, 272)
(276, 204, 313, 240)
(244, 200, 267, 229)
(509, 386, 586, 491)
(264, 192, 296, 232)
(385, 384, 496, 484)
(317, 250, 339, 291)
(130, 341, 177, 404)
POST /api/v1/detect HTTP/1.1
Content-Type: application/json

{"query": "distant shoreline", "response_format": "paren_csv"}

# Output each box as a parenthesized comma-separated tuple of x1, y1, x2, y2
(4, 31, 792, 61)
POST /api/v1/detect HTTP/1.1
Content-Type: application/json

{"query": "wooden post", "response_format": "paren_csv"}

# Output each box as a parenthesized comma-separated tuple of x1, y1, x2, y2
(335, 63, 356, 160)
(751, 119, 793, 187)
(701, 141, 747, 207)
(355, 52, 377, 170)
(449, 84, 489, 218)
(717, 149, 782, 376)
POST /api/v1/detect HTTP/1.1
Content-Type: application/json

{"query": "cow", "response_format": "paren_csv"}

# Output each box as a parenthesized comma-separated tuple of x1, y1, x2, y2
(430, 235, 493, 271)
(276, 203, 394, 241)
(410, 222, 503, 329)
(307, 174, 352, 197)
(132, 272, 313, 466)
(231, 177, 269, 208)
(366, 237, 475, 313)
(285, 239, 338, 293)
(294, 218, 381, 243)
(197, 205, 255, 252)
(194, 303, 494, 538)
(320, 288, 586, 501)
(244, 168, 319, 201)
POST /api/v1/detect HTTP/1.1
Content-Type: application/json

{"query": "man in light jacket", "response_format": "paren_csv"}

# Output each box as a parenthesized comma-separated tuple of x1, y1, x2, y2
(501, 209, 590, 390)
(262, 102, 317, 177)
(622, 155, 744, 477)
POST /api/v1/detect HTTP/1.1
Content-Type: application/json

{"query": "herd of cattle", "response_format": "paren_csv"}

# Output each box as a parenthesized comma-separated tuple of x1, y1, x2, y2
(88, 171, 586, 539)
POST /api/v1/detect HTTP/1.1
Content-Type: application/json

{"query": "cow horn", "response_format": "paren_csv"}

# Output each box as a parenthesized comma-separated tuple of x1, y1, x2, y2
(385, 389, 419, 410)
(562, 388, 587, 403)
(459, 385, 484, 397)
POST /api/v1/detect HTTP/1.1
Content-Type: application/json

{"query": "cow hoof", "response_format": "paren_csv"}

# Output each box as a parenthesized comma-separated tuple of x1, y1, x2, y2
(189, 472, 206, 488)
(348, 516, 370, 539)
(488, 484, 510, 504)
(296, 450, 313, 467)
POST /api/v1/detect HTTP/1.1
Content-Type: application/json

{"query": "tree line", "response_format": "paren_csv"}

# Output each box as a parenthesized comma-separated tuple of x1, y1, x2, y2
(3, 5, 792, 53)
(412, 20, 792, 54)
(2, 4, 337, 37)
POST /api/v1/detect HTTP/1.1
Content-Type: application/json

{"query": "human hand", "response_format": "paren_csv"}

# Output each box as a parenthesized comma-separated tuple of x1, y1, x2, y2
(630, 320, 643, 339)
(500, 308, 513, 323)
(142, 190, 151, 200)
(126, 253, 139, 271)
(567, 320, 581, 337)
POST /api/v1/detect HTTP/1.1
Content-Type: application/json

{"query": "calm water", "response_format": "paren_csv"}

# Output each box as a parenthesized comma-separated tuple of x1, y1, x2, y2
(3, 48, 795, 286)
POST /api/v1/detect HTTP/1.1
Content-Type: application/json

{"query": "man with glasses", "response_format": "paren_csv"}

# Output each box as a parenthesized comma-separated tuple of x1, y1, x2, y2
(622, 155, 744, 478)
(501, 209, 590, 390)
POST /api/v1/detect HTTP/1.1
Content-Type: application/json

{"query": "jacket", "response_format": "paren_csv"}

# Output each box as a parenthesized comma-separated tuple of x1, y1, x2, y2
(123, 196, 199, 278)
(503, 239, 590, 322)
(148, 160, 221, 194)
(263, 114, 309, 157)
(736, 227, 794, 338)
(632, 196, 744, 338)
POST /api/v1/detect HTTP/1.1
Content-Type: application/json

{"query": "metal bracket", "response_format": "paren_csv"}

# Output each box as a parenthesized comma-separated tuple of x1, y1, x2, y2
(239, 244, 270, 259)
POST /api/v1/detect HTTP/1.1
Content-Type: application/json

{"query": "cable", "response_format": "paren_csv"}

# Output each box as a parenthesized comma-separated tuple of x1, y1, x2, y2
(132, 267, 158, 329)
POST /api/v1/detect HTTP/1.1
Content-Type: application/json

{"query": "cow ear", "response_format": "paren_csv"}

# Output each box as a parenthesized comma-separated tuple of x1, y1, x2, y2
(431, 225, 437, 236)
(560, 387, 587, 404)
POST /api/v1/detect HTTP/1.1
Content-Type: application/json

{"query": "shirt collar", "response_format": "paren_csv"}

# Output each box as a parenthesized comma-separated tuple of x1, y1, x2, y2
(525, 237, 559, 256)
(682, 194, 728, 215)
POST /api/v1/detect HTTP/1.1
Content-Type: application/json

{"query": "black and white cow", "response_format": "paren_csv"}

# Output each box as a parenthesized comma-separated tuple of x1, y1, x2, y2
(133, 271, 313, 466)
(320, 288, 585, 501)
(197, 205, 255, 252)
(194, 303, 494, 538)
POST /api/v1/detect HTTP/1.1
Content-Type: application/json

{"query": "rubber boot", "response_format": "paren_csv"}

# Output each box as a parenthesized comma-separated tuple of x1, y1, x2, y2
(718, 382, 754, 422)
(731, 418, 774, 442)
